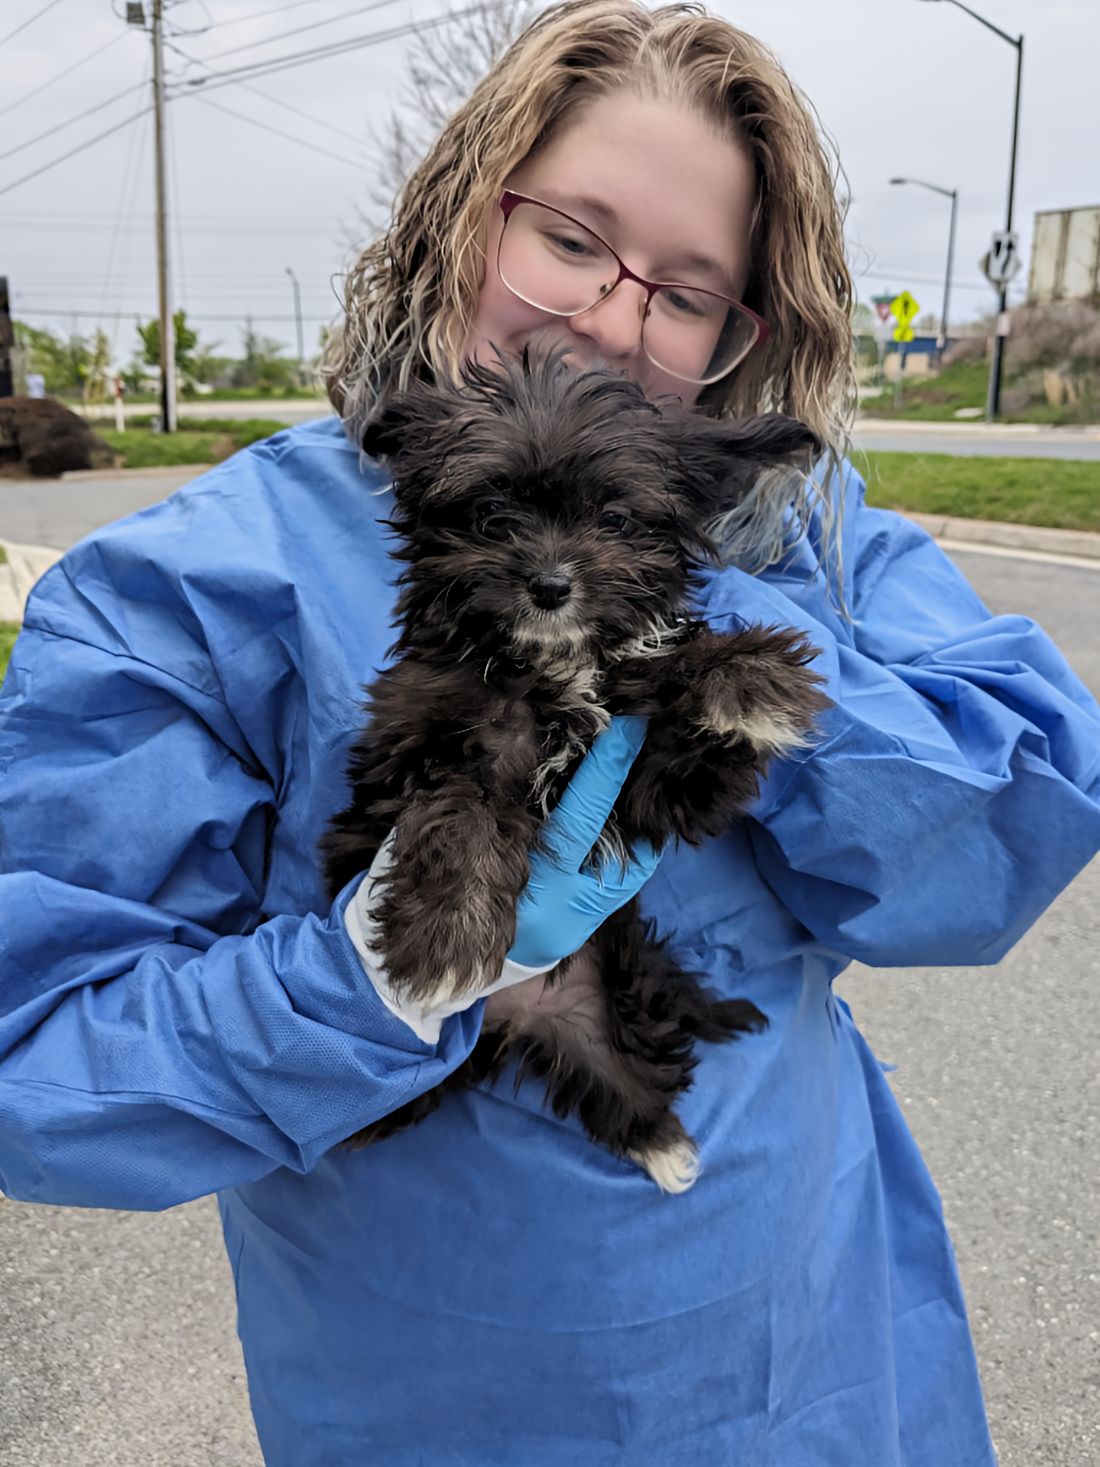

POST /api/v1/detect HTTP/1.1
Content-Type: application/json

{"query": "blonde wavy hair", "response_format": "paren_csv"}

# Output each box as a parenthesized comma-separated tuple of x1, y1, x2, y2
(323, 0, 856, 577)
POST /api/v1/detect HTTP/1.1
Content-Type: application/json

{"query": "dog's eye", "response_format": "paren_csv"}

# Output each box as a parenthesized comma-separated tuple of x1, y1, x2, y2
(474, 498, 510, 537)
(599, 510, 631, 534)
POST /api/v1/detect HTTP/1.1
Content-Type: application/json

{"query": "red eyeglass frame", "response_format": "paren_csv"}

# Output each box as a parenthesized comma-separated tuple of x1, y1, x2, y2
(497, 189, 770, 381)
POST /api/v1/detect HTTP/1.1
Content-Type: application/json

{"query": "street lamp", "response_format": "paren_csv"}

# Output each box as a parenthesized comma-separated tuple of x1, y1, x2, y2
(889, 177, 958, 361)
(284, 266, 304, 385)
(917, 0, 1023, 420)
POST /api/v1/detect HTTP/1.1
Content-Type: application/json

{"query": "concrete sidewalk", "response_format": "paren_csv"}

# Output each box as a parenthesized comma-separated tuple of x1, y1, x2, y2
(3, 515, 1099, 628)
(0, 540, 63, 624)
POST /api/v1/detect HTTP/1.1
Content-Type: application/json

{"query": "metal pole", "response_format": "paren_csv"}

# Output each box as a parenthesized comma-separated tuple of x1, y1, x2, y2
(151, 0, 177, 431)
(285, 266, 304, 380)
(986, 33, 1024, 421)
(0, 277, 13, 399)
(941, 189, 957, 358)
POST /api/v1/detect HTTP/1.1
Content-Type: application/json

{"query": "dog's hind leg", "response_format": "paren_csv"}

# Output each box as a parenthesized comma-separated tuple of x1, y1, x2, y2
(483, 903, 764, 1192)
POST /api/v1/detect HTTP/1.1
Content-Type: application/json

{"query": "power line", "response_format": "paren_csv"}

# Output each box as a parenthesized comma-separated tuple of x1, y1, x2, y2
(0, 107, 152, 199)
(0, 79, 147, 164)
(0, 30, 126, 119)
(165, 40, 366, 146)
(17, 305, 335, 323)
(192, 0, 405, 63)
(190, 94, 362, 168)
(198, 0, 356, 32)
(169, 5, 490, 92)
(0, 0, 67, 48)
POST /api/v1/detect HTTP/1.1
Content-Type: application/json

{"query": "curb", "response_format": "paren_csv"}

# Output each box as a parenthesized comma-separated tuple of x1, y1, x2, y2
(902, 513, 1100, 563)
(3, 513, 1099, 627)
(59, 464, 209, 485)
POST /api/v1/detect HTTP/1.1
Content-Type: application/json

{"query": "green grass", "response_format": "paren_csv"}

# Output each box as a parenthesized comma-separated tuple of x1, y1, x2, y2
(859, 451, 1100, 533)
(860, 358, 1100, 424)
(97, 417, 288, 469)
(0, 545, 7, 566)
(0, 622, 18, 681)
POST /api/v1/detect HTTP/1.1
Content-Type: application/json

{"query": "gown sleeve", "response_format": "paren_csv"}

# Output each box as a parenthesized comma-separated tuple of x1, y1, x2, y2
(0, 573, 482, 1212)
(704, 465, 1100, 967)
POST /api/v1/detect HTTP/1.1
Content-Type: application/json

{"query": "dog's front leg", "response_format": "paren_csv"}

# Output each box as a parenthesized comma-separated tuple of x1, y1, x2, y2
(607, 624, 830, 846)
(370, 789, 539, 1008)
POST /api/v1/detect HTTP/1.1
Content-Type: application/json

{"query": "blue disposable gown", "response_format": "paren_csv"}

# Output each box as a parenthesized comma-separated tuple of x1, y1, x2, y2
(2, 418, 1099, 1466)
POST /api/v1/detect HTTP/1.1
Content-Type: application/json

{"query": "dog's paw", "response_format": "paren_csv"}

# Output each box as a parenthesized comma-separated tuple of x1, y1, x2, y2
(627, 1136, 700, 1194)
(695, 626, 829, 758)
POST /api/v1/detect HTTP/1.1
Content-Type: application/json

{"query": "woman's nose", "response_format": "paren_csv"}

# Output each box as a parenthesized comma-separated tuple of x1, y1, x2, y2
(567, 280, 648, 363)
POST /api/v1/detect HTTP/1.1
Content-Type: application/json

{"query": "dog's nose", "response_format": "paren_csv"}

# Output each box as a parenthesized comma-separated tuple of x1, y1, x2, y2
(528, 571, 573, 610)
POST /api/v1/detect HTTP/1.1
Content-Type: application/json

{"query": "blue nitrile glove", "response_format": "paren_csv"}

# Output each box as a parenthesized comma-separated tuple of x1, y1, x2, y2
(507, 714, 663, 971)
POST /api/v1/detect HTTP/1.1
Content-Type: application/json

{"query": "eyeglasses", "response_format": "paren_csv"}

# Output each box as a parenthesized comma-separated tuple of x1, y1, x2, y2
(496, 190, 769, 386)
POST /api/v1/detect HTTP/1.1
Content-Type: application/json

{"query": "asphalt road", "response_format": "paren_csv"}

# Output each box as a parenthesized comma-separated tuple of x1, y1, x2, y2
(0, 541, 1097, 1466)
(81, 399, 332, 427)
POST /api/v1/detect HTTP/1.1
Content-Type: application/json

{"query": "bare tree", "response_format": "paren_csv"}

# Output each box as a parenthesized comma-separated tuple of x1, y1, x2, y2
(361, 0, 540, 235)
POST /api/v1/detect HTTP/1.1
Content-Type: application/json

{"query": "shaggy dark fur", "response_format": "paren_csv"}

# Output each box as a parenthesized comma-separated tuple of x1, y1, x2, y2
(321, 352, 830, 1191)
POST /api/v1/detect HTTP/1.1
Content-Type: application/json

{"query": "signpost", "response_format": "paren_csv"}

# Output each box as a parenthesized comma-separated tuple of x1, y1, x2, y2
(888, 290, 920, 409)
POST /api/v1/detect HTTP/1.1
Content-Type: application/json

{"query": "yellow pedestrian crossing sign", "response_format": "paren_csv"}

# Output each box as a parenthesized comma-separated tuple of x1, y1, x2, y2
(890, 290, 920, 343)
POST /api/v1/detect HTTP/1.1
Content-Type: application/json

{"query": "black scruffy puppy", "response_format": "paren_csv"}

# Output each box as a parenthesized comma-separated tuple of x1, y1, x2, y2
(321, 351, 829, 1192)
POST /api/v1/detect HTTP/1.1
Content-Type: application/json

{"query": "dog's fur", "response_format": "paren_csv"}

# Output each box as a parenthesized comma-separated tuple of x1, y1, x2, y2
(321, 352, 830, 1191)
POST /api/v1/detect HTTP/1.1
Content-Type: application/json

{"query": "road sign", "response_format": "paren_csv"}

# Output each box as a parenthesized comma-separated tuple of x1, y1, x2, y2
(981, 230, 1021, 287)
(889, 290, 920, 329)
(892, 325, 915, 343)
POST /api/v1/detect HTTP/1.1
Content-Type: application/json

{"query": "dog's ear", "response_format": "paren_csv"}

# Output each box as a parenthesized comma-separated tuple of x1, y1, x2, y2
(362, 396, 414, 464)
(668, 411, 823, 515)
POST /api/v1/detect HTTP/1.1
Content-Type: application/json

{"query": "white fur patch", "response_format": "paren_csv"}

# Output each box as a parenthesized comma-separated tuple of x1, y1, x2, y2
(628, 1138, 700, 1194)
(700, 704, 810, 757)
(608, 617, 683, 664)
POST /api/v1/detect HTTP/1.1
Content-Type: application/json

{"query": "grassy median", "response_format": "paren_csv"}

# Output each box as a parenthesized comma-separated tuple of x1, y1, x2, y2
(858, 450, 1100, 533)
(97, 417, 290, 470)
(1, 622, 18, 681)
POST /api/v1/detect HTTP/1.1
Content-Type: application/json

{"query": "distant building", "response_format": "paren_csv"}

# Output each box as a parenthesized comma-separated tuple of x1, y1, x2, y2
(1028, 206, 1100, 304)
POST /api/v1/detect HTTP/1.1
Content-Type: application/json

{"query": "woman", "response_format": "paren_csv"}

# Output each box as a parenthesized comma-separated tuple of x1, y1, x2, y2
(2, 3, 1098, 1463)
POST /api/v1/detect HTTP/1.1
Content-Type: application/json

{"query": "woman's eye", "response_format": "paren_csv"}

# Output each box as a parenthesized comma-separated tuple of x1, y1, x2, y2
(546, 232, 593, 259)
(663, 288, 708, 319)
(600, 510, 631, 533)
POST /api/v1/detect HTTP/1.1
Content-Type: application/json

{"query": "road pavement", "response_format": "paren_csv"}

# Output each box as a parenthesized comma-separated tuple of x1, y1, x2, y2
(82, 398, 332, 428)
(0, 512, 1098, 1465)
(854, 420, 1100, 460)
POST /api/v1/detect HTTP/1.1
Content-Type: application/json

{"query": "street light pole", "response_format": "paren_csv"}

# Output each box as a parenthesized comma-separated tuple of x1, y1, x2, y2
(285, 267, 304, 384)
(889, 177, 958, 360)
(917, 0, 1022, 419)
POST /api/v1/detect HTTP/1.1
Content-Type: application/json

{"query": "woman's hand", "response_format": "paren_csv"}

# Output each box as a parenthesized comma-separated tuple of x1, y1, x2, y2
(507, 715, 662, 971)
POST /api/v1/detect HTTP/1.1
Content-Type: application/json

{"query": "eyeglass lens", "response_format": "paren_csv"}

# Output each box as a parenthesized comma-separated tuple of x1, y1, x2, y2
(497, 200, 759, 385)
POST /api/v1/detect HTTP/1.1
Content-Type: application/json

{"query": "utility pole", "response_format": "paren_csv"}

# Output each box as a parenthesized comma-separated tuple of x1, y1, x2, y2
(285, 266, 305, 385)
(151, 0, 177, 431)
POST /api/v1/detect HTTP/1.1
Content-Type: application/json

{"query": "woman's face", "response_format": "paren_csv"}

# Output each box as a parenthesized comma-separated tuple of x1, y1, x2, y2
(462, 92, 757, 407)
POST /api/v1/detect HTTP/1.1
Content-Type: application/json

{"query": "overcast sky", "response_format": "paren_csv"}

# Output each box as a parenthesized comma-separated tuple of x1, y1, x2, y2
(3, 0, 1098, 364)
